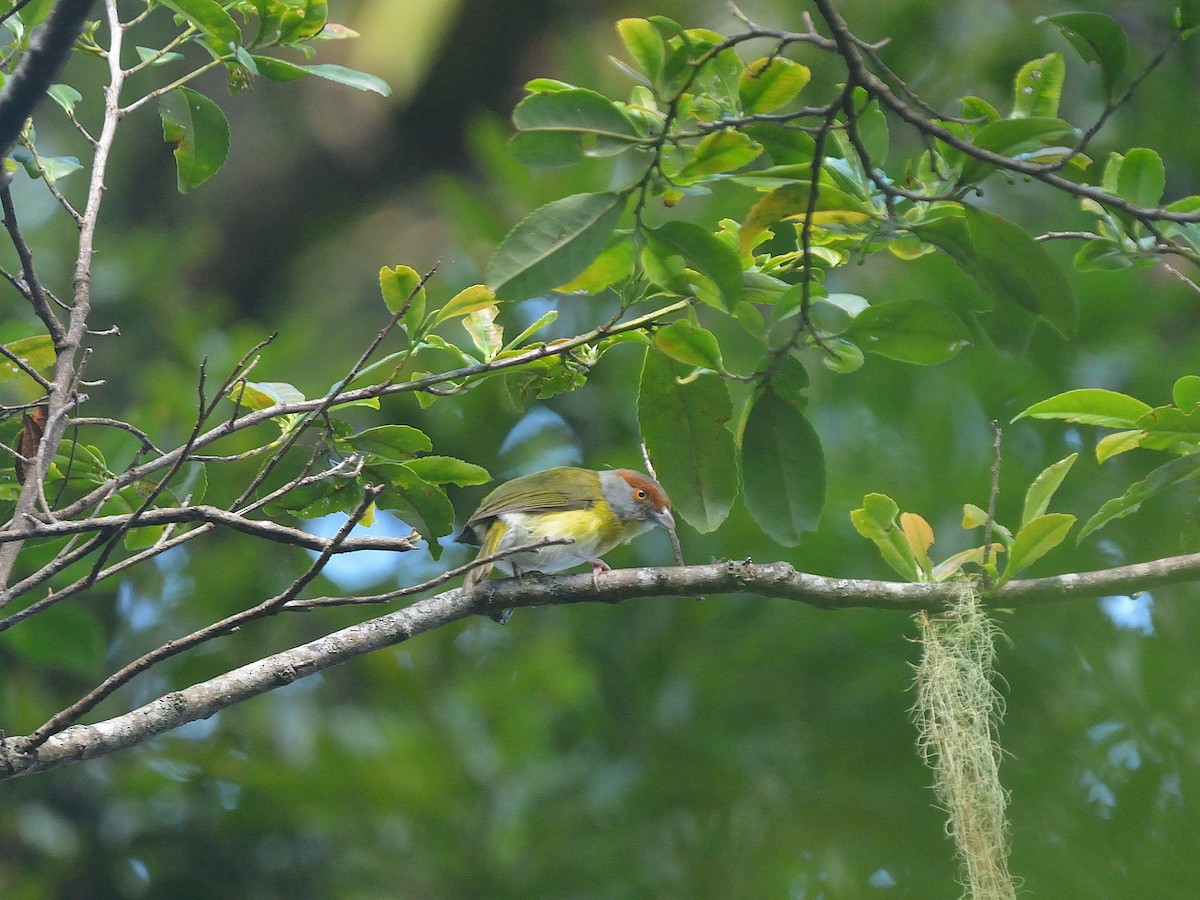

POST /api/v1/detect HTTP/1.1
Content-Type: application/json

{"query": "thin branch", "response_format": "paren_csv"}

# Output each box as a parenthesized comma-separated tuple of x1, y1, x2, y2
(119, 57, 226, 115)
(0, 342, 52, 391)
(0, 504, 420, 553)
(229, 265, 436, 510)
(810, 0, 1200, 227)
(50, 299, 692, 523)
(284, 537, 574, 610)
(0, 0, 127, 591)
(22, 486, 383, 748)
(15, 135, 84, 224)
(0, 186, 65, 345)
(9, 550, 1200, 778)
(981, 422, 1001, 576)
(67, 417, 162, 456)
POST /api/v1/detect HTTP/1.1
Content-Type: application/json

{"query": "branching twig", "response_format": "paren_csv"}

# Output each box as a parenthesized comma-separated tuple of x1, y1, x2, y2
(0, 186, 65, 345)
(21, 486, 383, 748)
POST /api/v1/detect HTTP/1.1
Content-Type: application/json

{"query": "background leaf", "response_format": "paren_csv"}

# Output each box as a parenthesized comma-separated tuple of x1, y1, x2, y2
(739, 57, 811, 113)
(1022, 453, 1078, 526)
(844, 299, 969, 365)
(1012, 53, 1065, 118)
(159, 88, 230, 192)
(1015, 389, 1152, 427)
(638, 350, 738, 533)
(1001, 512, 1076, 582)
(1040, 12, 1128, 98)
(487, 193, 626, 301)
(741, 389, 825, 545)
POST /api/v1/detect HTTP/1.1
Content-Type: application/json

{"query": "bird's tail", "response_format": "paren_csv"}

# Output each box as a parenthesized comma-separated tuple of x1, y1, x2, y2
(463, 520, 506, 593)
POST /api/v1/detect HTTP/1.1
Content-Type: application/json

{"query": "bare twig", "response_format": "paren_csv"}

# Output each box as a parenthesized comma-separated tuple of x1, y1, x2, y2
(0, 186, 65, 345)
(22, 486, 383, 748)
(284, 537, 574, 610)
(981, 422, 1002, 577)
(50, 299, 692, 524)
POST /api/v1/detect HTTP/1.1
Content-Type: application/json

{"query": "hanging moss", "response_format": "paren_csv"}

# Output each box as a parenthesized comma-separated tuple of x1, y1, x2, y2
(913, 586, 1017, 900)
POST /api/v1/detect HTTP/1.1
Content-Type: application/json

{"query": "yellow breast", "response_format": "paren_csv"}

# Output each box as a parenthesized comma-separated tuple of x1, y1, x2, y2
(492, 504, 625, 575)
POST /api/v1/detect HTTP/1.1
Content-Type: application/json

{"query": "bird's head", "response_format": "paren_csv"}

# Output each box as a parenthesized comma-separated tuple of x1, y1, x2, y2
(598, 469, 675, 533)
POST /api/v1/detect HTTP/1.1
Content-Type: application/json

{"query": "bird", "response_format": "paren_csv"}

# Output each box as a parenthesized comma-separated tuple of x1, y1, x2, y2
(455, 466, 676, 622)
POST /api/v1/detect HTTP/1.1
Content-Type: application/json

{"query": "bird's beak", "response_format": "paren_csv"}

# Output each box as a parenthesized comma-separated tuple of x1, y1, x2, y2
(652, 507, 675, 532)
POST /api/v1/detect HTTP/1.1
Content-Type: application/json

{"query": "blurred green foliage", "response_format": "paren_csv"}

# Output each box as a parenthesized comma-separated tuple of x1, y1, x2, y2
(3, 1, 1200, 898)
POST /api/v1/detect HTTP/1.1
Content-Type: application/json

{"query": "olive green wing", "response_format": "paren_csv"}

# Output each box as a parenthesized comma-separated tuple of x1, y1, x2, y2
(464, 467, 599, 527)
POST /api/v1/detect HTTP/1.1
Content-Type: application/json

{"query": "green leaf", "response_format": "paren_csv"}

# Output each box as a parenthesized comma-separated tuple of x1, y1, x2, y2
(1012, 53, 1065, 118)
(738, 57, 811, 113)
(1014, 388, 1152, 427)
(160, 0, 241, 46)
(741, 389, 825, 545)
(229, 380, 304, 411)
(433, 284, 498, 325)
(764, 353, 809, 408)
(1040, 12, 1128, 98)
(1074, 238, 1133, 271)
(852, 96, 890, 167)
(617, 18, 665, 82)
(956, 117, 1074, 184)
(1095, 429, 1145, 463)
(295, 0, 328, 40)
(379, 265, 425, 329)
(821, 338, 865, 374)
(47, 84, 81, 114)
(1000, 513, 1075, 582)
(745, 123, 815, 165)
(136, 46, 185, 67)
(1133, 406, 1200, 450)
(638, 350, 738, 533)
(159, 88, 230, 192)
(13, 0, 56, 29)
(402, 456, 491, 486)
(10, 149, 81, 184)
(1079, 452, 1200, 541)
(1174, 375, 1200, 413)
(1, 602, 105, 677)
(644, 220, 742, 309)
(555, 235, 635, 293)
(961, 95, 1001, 122)
(510, 88, 643, 167)
(251, 55, 309, 82)
(1179, 0, 1200, 37)
(1117, 148, 1165, 208)
(345, 425, 433, 460)
(850, 493, 922, 582)
(302, 64, 392, 96)
(962, 503, 990, 530)
(653, 320, 725, 371)
(1022, 453, 1078, 526)
(502, 309, 558, 351)
(677, 130, 761, 180)
(843, 299, 969, 365)
(962, 206, 1078, 338)
(487, 192, 626, 301)
(738, 180, 874, 252)
(463, 305, 503, 359)
(373, 464, 454, 557)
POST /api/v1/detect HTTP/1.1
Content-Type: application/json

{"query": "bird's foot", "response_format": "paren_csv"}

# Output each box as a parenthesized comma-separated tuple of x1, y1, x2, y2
(588, 559, 611, 589)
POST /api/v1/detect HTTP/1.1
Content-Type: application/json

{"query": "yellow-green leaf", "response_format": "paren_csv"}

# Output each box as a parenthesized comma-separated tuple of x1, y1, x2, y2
(0, 335, 55, 383)
(433, 284, 498, 325)
(739, 57, 811, 113)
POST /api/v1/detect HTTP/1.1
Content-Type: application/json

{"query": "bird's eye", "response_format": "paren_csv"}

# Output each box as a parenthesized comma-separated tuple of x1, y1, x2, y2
(634, 488, 647, 500)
